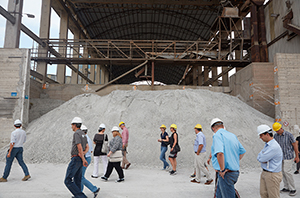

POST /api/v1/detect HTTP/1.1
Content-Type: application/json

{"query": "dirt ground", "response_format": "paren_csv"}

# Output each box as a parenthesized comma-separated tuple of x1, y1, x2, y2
(0, 162, 299, 198)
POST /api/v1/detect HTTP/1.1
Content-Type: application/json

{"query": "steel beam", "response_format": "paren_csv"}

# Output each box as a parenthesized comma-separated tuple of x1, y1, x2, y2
(95, 60, 148, 92)
(70, 0, 220, 6)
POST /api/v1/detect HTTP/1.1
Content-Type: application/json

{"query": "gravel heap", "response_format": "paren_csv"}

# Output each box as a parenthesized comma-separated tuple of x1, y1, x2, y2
(1, 89, 273, 169)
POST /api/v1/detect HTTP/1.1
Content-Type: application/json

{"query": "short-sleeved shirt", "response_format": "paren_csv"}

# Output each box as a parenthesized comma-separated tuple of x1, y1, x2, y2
(93, 133, 108, 156)
(160, 131, 169, 147)
(71, 129, 87, 156)
(211, 128, 246, 171)
(295, 136, 300, 153)
(85, 134, 94, 158)
(194, 132, 206, 153)
(11, 128, 26, 147)
(274, 130, 296, 160)
(257, 139, 282, 172)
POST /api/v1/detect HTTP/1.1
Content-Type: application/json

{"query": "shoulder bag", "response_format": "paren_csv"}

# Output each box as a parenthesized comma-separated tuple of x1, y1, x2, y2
(109, 150, 123, 162)
(101, 134, 108, 153)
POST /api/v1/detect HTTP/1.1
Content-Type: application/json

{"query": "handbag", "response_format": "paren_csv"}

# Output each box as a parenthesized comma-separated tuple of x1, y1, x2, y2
(101, 134, 108, 153)
(109, 150, 123, 162)
(174, 144, 181, 152)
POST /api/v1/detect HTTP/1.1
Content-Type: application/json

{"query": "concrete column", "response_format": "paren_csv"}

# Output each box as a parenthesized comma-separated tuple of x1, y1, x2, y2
(36, 0, 51, 83)
(222, 66, 229, 86)
(192, 66, 197, 85)
(212, 67, 218, 86)
(95, 65, 100, 84)
(101, 65, 106, 84)
(197, 66, 203, 86)
(56, 10, 69, 84)
(4, 0, 23, 48)
(203, 66, 209, 85)
(90, 65, 95, 83)
(71, 30, 80, 84)
(81, 46, 88, 84)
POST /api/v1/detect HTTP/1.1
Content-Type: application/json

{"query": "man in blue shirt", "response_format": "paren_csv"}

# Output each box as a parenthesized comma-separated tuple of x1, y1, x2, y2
(210, 118, 246, 198)
(273, 122, 299, 196)
(191, 124, 213, 184)
(257, 124, 282, 198)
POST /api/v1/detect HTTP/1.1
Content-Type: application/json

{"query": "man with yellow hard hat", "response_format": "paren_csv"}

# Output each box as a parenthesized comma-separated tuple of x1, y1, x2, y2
(273, 122, 299, 196)
(191, 124, 213, 185)
(119, 121, 131, 169)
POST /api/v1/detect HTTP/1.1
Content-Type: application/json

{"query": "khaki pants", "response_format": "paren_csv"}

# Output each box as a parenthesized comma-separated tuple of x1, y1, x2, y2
(260, 170, 282, 198)
(282, 159, 296, 191)
(194, 152, 212, 182)
(122, 143, 130, 168)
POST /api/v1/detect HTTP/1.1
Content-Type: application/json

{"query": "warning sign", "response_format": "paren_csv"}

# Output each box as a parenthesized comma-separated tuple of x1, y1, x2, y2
(283, 121, 289, 127)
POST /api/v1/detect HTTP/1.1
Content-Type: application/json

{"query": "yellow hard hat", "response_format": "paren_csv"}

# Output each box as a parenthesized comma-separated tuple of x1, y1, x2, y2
(273, 122, 282, 131)
(170, 124, 177, 130)
(119, 121, 125, 127)
(160, 124, 166, 129)
(194, 124, 202, 129)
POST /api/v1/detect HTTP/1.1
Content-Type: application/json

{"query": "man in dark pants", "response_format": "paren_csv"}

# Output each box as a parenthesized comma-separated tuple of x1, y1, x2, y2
(64, 117, 88, 198)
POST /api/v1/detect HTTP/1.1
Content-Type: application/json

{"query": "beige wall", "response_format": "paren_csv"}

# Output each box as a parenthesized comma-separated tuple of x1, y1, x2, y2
(0, 49, 31, 148)
(230, 63, 275, 118)
(274, 53, 300, 135)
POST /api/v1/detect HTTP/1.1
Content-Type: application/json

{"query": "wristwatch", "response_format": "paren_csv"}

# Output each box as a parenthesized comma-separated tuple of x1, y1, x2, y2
(221, 169, 226, 173)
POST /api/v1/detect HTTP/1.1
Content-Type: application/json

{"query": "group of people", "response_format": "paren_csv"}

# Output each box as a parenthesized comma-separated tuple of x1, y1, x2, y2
(64, 117, 132, 198)
(257, 122, 299, 197)
(157, 119, 300, 198)
(1, 117, 299, 198)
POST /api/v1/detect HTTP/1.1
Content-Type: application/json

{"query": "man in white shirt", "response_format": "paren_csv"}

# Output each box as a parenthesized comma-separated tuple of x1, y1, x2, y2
(0, 119, 30, 182)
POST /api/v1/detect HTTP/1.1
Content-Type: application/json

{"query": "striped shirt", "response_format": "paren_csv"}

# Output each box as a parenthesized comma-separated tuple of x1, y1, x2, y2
(274, 130, 296, 160)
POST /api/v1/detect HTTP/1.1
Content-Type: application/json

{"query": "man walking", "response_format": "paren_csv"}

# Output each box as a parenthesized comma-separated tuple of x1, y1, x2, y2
(273, 122, 299, 196)
(80, 125, 100, 198)
(210, 118, 246, 198)
(0, 119, 30, 182)
(119, 121, 131, 169)
(64, 117, 88, 198)
(191, 124, 213, 185)
(257, 124, 283, 198)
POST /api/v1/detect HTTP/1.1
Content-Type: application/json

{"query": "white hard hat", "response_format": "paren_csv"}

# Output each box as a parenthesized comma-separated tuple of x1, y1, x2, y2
(99, 123, 106, 129)
(210, 118, 223, 127)
(14, 119, 22, 125)
(81, 125, 88, 131)
(111, 126, 119, 132)
(71, 117, 82, 124)
(257, 124, 272, 136)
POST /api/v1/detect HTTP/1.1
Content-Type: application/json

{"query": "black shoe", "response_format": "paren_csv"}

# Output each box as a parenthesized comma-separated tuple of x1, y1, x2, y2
(294, 170, 299, 174)
(116, 178, 124, 183)
(91, 175, 98, 178)
(101, 176, 108, 181)
(93, 188, 100, 198)
(170, 170, 176, 175)
(280, 188, 290, 193)
(289, 190, 297, 196)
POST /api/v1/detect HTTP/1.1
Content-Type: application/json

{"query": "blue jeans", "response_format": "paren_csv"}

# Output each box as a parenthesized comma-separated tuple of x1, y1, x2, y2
(216, 171, 239, 198)
(160, 146, 169, 169)
(3, 147, 29, 179)
(81, 156, 97, 193)
(64, 156, 87, 198)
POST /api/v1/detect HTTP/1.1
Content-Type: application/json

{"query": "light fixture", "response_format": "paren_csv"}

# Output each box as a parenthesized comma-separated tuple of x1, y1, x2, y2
(9, 12, 35, 18)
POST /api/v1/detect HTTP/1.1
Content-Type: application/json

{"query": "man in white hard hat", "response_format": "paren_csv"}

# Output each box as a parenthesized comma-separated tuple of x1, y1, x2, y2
(119, 121, 131, 169)
(80, 125, 100, 198)
(64, 117, 89, 198)
(257, 124, 283, 198)
(0, 119, 30, 182)
(210, 118, 246, 198)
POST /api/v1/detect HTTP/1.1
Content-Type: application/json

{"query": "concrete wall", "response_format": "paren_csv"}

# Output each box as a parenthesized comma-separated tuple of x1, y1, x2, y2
(36, 84, 231, 101)
(274, 53, 300, 136)
(265, 0, 300, 62)
(0, 49, 31, 148)
(230, 63, 275, 118)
